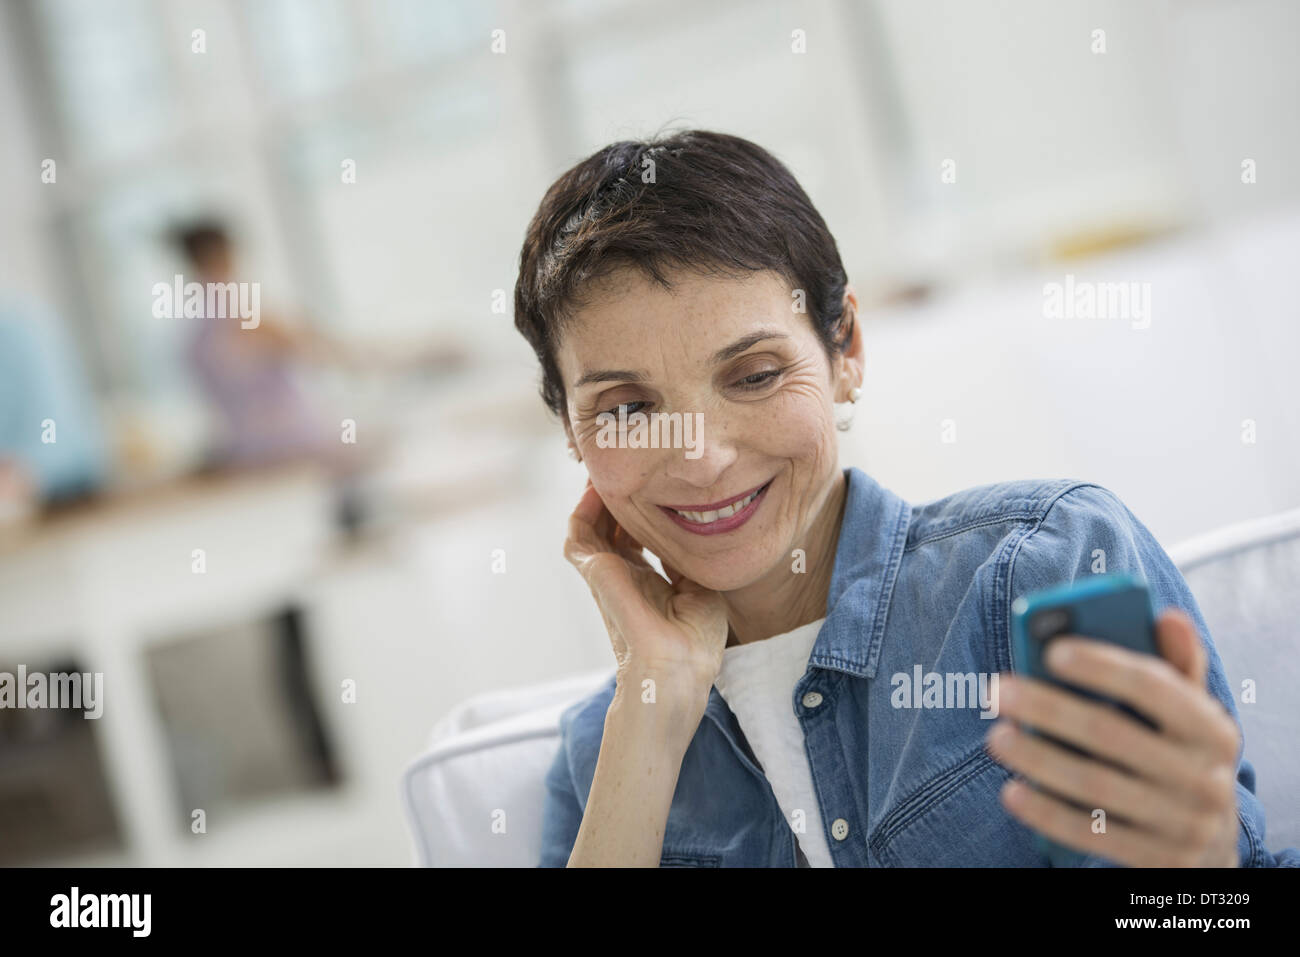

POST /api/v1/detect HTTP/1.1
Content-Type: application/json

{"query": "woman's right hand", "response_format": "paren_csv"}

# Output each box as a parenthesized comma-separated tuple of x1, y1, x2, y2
(565, 479, 729, 706)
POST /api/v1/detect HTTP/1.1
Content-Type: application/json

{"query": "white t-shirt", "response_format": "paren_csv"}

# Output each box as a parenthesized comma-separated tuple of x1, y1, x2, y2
(712, 617, 833, 867)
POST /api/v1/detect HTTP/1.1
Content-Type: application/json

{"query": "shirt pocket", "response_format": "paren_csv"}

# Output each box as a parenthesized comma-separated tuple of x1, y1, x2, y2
(659, 846, 722, 867)
(869, 748, 1040, 866)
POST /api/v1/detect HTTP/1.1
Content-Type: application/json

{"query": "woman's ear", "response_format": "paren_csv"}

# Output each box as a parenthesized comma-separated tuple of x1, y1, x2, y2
(561, 418, 583, 464)
(834, 286, 865, 401)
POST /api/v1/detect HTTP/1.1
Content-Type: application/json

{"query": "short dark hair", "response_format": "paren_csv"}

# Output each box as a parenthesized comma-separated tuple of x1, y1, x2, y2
(168, 217, 230, 266)
(513, 128, 853, 418)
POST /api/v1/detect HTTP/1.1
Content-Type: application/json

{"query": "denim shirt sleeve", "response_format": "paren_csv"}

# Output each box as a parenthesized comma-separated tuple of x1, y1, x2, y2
(537, 712, 585, 867)
(1009, 484, 1299, 868)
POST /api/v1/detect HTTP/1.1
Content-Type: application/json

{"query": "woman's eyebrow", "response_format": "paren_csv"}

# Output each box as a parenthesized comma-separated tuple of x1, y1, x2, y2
(711, 330, 789, 364)
(573, 368, 648, 389)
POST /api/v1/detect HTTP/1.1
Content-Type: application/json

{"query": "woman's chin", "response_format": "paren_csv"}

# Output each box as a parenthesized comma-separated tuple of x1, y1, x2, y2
(673, 558, 768, 594)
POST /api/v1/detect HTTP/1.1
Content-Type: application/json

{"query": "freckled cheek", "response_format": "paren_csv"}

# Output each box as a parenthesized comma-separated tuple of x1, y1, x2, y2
(753, 399, 837, 520)
(577, 446, 654, 515)
(747, 396, 834, 464)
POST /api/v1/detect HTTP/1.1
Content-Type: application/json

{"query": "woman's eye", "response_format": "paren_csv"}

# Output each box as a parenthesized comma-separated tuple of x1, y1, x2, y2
(735, 369, 781, 390)
(602, 400, 648, 418)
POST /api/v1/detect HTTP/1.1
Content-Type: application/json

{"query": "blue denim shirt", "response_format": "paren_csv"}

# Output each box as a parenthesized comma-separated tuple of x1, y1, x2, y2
(539, 466, 1298, 867)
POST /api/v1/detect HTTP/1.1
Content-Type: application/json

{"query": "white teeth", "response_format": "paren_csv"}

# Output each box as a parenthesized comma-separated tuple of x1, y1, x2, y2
(672, 487, 762, 524)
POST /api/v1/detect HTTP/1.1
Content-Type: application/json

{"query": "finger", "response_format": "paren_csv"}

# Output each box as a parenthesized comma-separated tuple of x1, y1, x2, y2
(579, 551, 654, 632)
(565, 485, 616, 569)
(1040, 637, 1235, 751)
(999, 778, 1200, 867)
(985, 720, 1210, 844)
(570, 481, 606, 530)
(1155, 608, 1207, 689)
(611, 523, 653, 569)
(993, 674, 1229, 807)
(610, 521, 643, 555)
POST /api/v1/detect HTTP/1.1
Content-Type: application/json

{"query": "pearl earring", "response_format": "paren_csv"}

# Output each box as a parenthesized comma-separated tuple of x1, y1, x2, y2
(566, 445, 580, 461)
(836, 386, 861, 432)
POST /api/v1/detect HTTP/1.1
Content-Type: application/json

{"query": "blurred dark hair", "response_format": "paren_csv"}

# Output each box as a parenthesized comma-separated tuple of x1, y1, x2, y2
(513, 128, 852, 418)
(168, 217, 231, 266)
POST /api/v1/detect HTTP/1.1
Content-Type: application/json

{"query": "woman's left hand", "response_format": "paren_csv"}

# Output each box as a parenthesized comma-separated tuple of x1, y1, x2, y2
(985, 607, 1242, 867)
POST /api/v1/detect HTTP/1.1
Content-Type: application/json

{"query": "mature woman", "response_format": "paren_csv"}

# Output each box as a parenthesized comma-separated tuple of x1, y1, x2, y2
(514, 130, 1286, 867)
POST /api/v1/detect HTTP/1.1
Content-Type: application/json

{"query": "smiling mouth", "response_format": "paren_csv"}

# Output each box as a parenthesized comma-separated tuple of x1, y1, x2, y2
(659, 480, 773, 532)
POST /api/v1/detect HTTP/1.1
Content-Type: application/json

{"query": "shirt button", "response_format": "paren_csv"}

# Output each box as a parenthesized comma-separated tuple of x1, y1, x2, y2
(801, 691, 823, 709)
(831, 818, 850, 841)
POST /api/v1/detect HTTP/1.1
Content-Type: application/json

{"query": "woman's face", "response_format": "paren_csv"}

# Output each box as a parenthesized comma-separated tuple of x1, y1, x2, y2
(556, 266, 861, 592)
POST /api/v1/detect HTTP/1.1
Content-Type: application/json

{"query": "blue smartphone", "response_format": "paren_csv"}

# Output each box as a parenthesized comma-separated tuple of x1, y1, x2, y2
(1009, 573, 1160, 866)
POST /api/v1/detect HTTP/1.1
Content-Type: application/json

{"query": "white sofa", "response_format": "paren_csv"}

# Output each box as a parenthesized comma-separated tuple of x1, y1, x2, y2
(401, 668, 613, 867)
(402, 508, 1300, 866)
(1165, 506, 1300, 857)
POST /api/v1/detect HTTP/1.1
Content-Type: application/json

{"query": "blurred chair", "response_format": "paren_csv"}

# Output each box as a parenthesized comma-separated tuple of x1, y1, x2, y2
(0, 299, 110, 503)
(402, 508, 1300, 866)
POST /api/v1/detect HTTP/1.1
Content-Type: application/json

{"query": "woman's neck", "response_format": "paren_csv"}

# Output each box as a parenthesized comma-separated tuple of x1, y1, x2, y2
(722, 469, 848, 646)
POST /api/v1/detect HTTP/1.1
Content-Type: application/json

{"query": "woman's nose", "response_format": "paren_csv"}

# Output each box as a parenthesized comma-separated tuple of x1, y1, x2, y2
(661, 410, 738, 488)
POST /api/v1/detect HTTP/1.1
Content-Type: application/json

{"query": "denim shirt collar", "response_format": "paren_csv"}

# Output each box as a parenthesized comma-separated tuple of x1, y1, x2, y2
(704, 467, 913, 732)
(814, 466, 912, 679)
